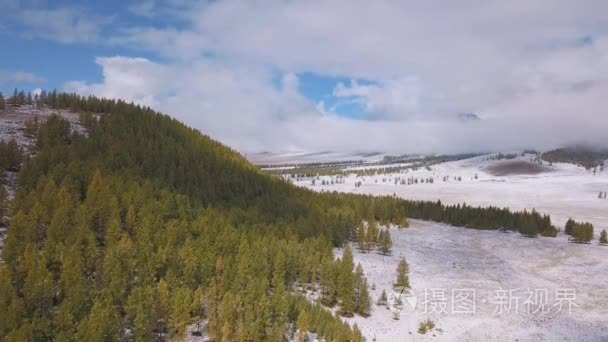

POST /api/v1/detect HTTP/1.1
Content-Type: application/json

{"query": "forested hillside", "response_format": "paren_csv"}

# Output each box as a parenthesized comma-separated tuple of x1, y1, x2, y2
(0, 91, 414, 341)
(0, 91, 582, 341)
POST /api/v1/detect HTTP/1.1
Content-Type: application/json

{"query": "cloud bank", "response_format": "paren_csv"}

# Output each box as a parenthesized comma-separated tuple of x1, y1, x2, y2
(60, 1, 608, 154)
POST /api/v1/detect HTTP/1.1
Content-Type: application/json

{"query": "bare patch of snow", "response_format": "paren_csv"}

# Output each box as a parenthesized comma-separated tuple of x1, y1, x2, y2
(335, 221, 608, 341)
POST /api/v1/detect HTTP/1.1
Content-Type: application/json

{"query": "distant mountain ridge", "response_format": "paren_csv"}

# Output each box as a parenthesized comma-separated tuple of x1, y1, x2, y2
(457, 112, 481, 121)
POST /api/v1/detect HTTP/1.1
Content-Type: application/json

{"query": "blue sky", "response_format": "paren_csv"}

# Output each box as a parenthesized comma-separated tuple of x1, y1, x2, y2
(0, 30, 369, 119)
(1, 1, 607, 154)
(0, 0, 369, 119)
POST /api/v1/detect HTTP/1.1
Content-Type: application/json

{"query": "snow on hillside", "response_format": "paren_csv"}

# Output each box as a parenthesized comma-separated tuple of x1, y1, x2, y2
(0, 104, 85, 150)
(296, 154, 608, 229)
(336, 220, 608, 341)
(0, 105, 86, 258)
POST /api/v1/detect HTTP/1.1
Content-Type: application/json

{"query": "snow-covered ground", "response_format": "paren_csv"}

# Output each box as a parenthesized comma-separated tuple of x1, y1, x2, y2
(336, 220, 608, 341)
(285, 153, 608, 340)
(247, 151, 386, 165)
(297, 154, 608, 229)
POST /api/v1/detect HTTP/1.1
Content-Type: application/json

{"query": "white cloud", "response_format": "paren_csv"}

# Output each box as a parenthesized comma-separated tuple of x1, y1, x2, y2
(18, 8, 107, 43)
(65, 56, 321, 152)
(12, 71, 46, 84)
(64, 1, 608, 153)
(0, 70, 46, 85)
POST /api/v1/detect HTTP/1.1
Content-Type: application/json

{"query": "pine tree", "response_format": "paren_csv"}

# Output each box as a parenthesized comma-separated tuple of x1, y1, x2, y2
(75, 297, 120, 341)
(23, 250, 54, 316)
(352, 324, 365, 342)
(296, 310, 310, 342)
(23, 117, 39, 138)
(125, 205, 137, 233)
(365, 219, 378, 252)
(572, 222, 594, 243)
(354, 264, 371, 316)
(356, 222, 366, 252)
(599, 229, 607, 245)
(378, 229, 392, 255)
(270, 250, 288, 339)
(395, 257, 410, 288)
(0, 92, 5, 109)
(0, 186, 8, 225)
(17, 90, 26, 105)
(58, 245, 89, 323)
(565, 218, 575, 235)
(101, 233, 133, 304)
(125, 285, 156, 341)
(0, 138, 24, 171)
(11, 88, 18, 106)
(338, 245, 355, 316)
(319, 256, 338, 307)
(377, 289, 388, 306)
(206, 258, 225, 340)
(0, 265, 24, 337)
(169, 287, 192, 340)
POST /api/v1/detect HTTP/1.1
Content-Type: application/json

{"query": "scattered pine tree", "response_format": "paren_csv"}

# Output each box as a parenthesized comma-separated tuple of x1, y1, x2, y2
(395, 257, 410, 288)
(565, 218, 575, 235)
(378, 229, 393, 255)
(377, 289, 388, 306)
(571, 222, 594, 243)
(599, 229, 607, 245)
(338, 245, 356, 317)
(353, 264, 371, 316)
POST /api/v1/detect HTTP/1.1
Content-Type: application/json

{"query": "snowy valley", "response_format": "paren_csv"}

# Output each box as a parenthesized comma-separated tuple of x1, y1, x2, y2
(265, 153, 608, 341)
(337, 220, 608, 341)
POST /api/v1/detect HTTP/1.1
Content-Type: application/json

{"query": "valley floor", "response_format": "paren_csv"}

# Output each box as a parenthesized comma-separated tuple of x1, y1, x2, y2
(298, 154, 608, 229)
(336, 220, 608, 341)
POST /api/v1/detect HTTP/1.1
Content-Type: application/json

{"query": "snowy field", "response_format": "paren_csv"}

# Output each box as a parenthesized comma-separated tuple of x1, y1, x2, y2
(296, 154, 608, 229)
(336, 220, 608, 342)
(247, 151, 386, 165)
(283, 153, 608, 340)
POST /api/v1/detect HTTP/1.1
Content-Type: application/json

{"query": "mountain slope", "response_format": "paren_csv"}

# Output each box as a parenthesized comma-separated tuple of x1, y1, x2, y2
(0, 92, 413, 341)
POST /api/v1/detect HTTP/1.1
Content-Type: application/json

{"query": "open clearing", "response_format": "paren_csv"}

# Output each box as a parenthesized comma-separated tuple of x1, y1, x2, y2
(296, 154, 608, 229)
(337, 220, 608, 341)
